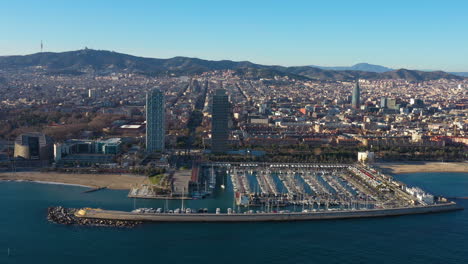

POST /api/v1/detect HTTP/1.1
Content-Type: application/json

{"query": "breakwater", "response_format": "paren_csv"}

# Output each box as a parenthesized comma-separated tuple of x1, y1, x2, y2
(83, 187, 107, 193)
(47, 207, 141, 227)
(71, 202, 462, 224)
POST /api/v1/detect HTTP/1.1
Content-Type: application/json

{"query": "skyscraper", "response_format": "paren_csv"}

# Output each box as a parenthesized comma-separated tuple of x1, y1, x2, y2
(88, 88, 99, 99)
(352, 80, 360, 109)
(146, 88, 165, 152)
(380, 97, 387, 108)
(211, 89, 230, 154)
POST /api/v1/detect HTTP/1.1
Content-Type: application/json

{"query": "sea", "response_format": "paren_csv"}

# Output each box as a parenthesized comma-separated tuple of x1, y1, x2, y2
(1, 172, 467, 264)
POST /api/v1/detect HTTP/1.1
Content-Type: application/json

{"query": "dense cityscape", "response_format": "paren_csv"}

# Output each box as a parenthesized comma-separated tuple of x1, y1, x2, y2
(1, 59, 466, 167)
(2, 1, 468, 263)
(0, 51, 466, 212)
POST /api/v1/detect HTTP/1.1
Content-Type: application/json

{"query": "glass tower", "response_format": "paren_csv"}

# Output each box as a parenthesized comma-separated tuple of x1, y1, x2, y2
(380, 97, 387, 108)
(146, 88, 165, 152)
(211, 89, 230, 154)
(352, 81, 360, 109)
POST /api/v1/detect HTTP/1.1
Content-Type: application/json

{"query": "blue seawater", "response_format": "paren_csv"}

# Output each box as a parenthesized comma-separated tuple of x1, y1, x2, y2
(0, 172, 467, 264)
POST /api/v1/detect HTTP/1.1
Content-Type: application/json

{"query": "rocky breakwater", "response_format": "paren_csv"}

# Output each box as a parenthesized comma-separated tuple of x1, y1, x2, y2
(47, 206, 141, 227)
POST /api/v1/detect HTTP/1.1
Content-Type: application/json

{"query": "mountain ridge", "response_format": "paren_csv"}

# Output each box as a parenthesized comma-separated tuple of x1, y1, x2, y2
(0, 49, 464, 81)
(310, 62, 468, 78)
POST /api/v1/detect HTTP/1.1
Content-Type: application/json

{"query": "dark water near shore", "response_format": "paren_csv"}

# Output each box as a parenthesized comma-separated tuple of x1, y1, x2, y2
(1, 172, 467, 264)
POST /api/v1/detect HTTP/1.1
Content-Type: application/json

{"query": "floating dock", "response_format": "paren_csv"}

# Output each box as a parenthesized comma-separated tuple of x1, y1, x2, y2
(74, 202, 462, 223)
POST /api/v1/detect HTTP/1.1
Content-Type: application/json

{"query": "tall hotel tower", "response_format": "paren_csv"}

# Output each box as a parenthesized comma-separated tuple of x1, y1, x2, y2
(351, 80, 361, 109)
(146, 88, 165, 152)
(211, 89, 230, 154)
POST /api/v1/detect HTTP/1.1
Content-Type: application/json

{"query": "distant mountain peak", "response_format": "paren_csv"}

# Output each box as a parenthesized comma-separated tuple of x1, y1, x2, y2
(310, 63, 393, 73)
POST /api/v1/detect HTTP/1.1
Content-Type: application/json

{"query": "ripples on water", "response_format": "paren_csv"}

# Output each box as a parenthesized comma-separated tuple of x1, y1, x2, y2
(0, 172, 467, 264)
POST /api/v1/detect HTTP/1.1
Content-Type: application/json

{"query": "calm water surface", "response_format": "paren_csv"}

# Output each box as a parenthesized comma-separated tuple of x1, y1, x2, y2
(0, 172, 467, 264)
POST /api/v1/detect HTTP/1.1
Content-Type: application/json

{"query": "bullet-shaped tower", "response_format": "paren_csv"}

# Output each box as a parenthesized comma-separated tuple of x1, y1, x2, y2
(352, 80, 360, 109)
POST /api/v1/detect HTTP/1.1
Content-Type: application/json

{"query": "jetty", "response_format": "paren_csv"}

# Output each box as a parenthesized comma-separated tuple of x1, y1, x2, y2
(52, 202, 463, 225)
(47, 206, 141, 227)
(83, 187, 107, 193)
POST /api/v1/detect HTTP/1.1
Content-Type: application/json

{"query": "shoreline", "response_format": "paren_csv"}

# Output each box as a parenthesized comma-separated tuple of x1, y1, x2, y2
(0, 171, 150, 190)
(0, 162, 466, 191)
(1, 179, 93, 188)
(373, 161, 468, 175)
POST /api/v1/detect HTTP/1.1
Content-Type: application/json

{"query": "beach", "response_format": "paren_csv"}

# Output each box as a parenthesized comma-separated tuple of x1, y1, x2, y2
(374, 162, 468, 174)
(0, 171, 149, 190)
(0, 162, 466, 190)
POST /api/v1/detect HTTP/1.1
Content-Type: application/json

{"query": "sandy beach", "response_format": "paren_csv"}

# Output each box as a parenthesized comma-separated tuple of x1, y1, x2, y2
(374, 162, 468, 174)
(0, 162, 466, 189)
(0, 171, 150, 190)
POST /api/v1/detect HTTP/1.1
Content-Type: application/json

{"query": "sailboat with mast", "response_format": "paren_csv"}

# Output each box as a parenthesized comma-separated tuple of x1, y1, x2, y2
(221, 173, 225, 189)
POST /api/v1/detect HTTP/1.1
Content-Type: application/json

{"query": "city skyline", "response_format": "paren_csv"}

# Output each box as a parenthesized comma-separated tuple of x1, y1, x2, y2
(1, 0, 468, 72)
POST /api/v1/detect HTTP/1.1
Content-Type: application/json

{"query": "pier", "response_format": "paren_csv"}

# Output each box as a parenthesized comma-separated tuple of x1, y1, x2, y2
(69, 202, 462, 224)
(83, 187, 107, 193)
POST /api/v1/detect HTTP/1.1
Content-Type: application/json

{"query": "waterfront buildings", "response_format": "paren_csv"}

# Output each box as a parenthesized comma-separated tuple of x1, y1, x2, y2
(211, 89, 230, 154)
(53, 138, 122, 166)
(352, 81, 360, 109)
(146, 88, 165, 152)
(14, 132, 53, 160)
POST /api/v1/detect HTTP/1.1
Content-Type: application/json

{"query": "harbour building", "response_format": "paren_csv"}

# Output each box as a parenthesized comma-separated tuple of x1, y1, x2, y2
(211, 89, 230, 154)
(146, 88, 165, 152)
(351, 81, 360, 109)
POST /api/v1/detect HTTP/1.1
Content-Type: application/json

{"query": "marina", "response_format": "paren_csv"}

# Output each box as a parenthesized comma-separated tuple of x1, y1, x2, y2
(124, 162, 441, 212)
(224, 163, 419, 210)
(48, 163, 464, 226)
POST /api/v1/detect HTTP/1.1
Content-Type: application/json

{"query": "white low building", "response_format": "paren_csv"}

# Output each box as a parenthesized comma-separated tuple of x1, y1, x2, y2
(358, 151, 375, 163)
(405, 186, 434, 204)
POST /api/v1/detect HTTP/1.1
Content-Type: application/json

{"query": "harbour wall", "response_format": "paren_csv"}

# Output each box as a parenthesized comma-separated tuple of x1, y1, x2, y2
(78, 202, 462, 223)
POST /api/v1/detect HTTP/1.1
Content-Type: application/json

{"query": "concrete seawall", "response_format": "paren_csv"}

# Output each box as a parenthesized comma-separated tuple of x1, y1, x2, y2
(77, 202, 463, 223)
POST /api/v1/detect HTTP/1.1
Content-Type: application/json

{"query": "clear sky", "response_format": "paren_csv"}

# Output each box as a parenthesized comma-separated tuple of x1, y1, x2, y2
(1, 0, 467, 71)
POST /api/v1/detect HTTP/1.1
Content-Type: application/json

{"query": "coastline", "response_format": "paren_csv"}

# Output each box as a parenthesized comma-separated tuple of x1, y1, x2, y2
(1, 162, 466, 190)
(0, 171, 149, 190)
(3, 179, 93, 188)
(373, 161, 468, 175)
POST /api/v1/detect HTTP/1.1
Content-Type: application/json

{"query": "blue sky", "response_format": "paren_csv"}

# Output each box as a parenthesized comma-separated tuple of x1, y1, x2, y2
(1, 0, 467, 71)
